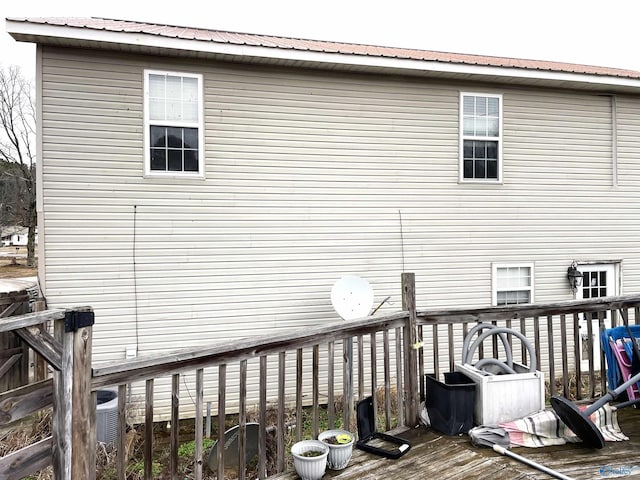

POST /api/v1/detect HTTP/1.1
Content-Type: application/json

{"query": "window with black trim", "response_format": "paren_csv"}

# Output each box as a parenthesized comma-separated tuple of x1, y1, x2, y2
(144, 70, 203, 177)
(460, 93, 502, 182)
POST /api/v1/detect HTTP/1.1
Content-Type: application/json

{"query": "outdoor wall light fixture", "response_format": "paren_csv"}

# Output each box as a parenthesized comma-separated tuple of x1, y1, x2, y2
(567, 262, 583, 292)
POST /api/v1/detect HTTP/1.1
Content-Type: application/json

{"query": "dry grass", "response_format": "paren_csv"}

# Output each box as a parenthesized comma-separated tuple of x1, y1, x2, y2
(0, 409, 53, 480)
(0, 246, 37, 279)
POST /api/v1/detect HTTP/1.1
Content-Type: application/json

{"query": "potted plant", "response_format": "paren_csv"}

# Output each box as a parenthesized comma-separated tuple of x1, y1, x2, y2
(290, 439, 329, 480)
(318, 429, 354, 470)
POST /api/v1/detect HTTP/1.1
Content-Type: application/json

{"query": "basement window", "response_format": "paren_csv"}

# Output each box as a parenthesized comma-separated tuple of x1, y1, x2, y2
(460, 93, 502, 182)
(144, 70, 204, 177)
(492, 263, 534, 306)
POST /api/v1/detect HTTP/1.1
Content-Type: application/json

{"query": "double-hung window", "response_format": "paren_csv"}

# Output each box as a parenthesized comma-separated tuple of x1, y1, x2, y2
(460, 93, 502, 182)
(144, 70, 204, 177)
(492, 263, 534, 306)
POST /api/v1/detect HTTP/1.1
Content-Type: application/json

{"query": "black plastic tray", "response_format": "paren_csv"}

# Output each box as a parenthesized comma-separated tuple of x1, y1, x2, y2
(355, 396, 411, 459)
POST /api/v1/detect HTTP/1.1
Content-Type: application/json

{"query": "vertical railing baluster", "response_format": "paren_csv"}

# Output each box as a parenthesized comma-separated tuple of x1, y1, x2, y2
(383, 329, 392, 430)
(312, 345, 319, 438)
(370, 331, 378, 430)
(433, 324, 440, 378)
(277, 352, 286, 472)
(216, 365, 226, 480)
(599, 311, 607, 396)
(296, 348, 303, 442)
(195, 369, 204, 480)
(259, 356, 267, 479)
(560, 315, 569, 397)
(357, 335, 364, 400)
(238, 362, 247, 480)
(447, 323, 454, 372)
(117, 384, 126, 480)
(417, 324, 424, 401)
(573, 312, 582, 400)
(533, 316, 541, 375)
(547, 315, 556, 398)
(519, 318, 527, 366)
(394, 327, 404, 427)
(343, 338, 353, 431)
(505, 318, 513, 361)
(144, 379, 153, 480)
(170, 374, 179, 480)
(586, 312, 596, 398)
(327, 342, 335, 429)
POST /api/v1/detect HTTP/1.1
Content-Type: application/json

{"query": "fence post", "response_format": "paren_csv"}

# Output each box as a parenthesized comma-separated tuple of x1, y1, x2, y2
(52, 308, 95, 480)
(401, 273, 419, 427)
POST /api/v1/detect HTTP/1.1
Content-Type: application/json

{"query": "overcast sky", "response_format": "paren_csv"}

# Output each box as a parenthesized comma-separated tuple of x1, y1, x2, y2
(2, 0, 640, 80)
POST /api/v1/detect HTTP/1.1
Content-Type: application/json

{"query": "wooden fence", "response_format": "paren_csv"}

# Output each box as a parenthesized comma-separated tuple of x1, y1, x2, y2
(1, 273, 640, 479)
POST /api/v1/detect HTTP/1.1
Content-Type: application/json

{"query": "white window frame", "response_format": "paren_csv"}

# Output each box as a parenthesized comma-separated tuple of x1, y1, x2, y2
(143, 69, 204, 178)
(492, 263, 534, 306)
(459, 92, 503, 183)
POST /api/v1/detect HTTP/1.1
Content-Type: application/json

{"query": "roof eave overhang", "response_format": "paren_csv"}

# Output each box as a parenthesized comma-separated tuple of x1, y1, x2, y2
(8, 20, 640, 94)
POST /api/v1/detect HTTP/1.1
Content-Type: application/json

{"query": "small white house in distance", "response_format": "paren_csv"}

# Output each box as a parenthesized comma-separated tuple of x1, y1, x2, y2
(7, 17, 640, 417)
(1, 226, 32, 247)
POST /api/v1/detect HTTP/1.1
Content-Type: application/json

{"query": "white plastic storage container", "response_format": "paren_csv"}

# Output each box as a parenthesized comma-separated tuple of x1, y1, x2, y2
(454, 363, 545, 425)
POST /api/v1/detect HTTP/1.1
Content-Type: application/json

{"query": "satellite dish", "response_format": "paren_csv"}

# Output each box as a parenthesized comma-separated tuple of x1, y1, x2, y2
(207, 423, 260, 472)
(331, 276, 374, 320)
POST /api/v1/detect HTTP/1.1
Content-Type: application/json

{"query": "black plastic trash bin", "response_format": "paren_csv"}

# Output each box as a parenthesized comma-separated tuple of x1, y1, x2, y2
(425, 372, 476, 435)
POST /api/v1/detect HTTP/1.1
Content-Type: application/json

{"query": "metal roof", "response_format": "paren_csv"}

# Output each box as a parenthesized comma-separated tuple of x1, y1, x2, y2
(7, 17, 640, 93)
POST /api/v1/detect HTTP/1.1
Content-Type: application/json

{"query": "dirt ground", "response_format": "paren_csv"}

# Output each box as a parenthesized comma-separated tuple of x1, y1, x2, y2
(0, 246, 37, 279)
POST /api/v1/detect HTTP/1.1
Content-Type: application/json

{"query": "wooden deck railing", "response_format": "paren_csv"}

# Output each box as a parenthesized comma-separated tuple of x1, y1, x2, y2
(2, 273, 640, 480)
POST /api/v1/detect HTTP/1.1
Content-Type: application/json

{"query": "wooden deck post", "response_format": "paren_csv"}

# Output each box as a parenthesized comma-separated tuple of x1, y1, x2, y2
(52, 308, 95, 480)
(401, 273, 419, 427)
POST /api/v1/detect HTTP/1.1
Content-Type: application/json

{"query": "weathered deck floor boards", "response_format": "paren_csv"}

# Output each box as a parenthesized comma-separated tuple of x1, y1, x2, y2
(271, 406, 640, 479)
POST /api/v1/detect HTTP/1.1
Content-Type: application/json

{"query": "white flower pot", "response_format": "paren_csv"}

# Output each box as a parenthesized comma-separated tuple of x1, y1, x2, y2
(318, 429, 354, 470)
(291, 440, 329, 480)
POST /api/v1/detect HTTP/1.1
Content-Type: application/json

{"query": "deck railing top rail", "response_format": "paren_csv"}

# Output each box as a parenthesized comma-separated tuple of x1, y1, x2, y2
(92, 294, 640, 390)
(91, 311, 409, 389)
(416, 294, 640, 324)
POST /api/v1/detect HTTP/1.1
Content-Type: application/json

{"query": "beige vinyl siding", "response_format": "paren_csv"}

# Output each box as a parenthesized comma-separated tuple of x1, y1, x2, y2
(39, 47, 640, 417)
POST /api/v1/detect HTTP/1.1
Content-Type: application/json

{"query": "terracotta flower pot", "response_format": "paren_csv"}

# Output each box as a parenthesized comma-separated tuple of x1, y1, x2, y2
(290, 439, 329, 480)
(318, 429, 354, 470)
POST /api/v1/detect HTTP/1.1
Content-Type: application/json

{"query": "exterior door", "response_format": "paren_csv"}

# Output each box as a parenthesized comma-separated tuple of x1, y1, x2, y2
(576, 263, 617, 371)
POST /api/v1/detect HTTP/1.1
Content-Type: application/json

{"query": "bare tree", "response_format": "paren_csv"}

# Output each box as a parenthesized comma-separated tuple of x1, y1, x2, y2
(0, 66, 36, 267)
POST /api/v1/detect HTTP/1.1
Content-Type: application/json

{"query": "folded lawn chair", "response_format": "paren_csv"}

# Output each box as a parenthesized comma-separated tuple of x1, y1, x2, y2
(609, 338, 640, 402)
(601, 325, 640, 393)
